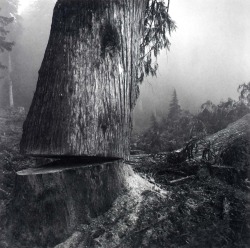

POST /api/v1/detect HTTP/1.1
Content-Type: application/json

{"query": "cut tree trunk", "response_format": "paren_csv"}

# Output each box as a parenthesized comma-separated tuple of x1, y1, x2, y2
(9, 1, 149, 247)
(20, 0, 147, 159)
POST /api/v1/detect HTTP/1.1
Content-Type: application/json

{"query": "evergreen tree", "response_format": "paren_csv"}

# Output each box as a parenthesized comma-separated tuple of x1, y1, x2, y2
(0, 10, 14, 69)
(0, 0, 20, 108)
(197, 87, 250, 135)
(167, 89, 181, 121)
(0, 5, 15, 107)
(10, 0, 54, 109)
(150, 113, 159, 132)
(238, 82, 250, 107)
(139, 113, 161, 153)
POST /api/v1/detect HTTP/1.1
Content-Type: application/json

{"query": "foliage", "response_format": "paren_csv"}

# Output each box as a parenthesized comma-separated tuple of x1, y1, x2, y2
(167, 89, 181, 120)
(238, 82, 250, 107)
(132, 83, 250, 154)
(0, 0, 18, 55)
(3, 0, 53, 110)
(142, 114, 162, 153)
(197, 97, 250, 134)
(137, 0, 176, 82)
(0, 0, 22, 109)
(0, 9, 14, 69)
(132, 90, 194, 153)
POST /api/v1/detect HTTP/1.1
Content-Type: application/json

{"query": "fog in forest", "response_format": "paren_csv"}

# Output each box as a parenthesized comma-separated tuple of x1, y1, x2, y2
(1, 1, 250, 247)
(134, 0, 250, 131)
(1, 0, 250, 131)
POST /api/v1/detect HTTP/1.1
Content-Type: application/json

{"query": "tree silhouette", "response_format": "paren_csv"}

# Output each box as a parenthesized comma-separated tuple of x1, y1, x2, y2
(238, 82, 250, 107)
(167, 89, 181, 121)
(0, 10, 14, 69)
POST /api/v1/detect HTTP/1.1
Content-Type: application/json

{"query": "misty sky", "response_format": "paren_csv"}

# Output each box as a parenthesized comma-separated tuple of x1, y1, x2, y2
(16, 0, 250, 116)
(137, 0, 250, 114)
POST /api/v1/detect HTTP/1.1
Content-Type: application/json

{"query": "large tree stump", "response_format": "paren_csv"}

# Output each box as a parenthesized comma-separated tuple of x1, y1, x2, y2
(9, 161, 133, 247)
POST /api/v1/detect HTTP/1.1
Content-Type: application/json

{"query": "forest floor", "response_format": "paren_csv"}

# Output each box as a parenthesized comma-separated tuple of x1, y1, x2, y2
(0, 108, 249, 248)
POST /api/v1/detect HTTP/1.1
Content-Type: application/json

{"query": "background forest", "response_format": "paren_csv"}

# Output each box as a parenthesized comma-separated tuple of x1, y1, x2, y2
(0, 0, 56, 109)
(132, 84, 250, 153)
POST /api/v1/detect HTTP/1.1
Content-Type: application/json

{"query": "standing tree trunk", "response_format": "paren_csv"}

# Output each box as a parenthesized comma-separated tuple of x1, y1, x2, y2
(8, 52, 14, 108)
(20, 0, 147, 159)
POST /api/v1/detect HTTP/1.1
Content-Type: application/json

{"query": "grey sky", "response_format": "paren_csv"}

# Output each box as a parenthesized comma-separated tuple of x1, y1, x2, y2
(16, 0, 250, 115)
(137, 0, 250, 113)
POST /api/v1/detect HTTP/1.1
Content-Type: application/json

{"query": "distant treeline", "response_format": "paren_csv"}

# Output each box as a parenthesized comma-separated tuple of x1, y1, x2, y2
(131, 82, 250, 153)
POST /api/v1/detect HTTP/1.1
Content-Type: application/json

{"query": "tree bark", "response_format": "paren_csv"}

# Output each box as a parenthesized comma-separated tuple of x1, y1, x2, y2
(9, 161, 134, 248)
(20, 0, 147, 159)
(10, 1, 149, 247)
(8, 52, 14, 108)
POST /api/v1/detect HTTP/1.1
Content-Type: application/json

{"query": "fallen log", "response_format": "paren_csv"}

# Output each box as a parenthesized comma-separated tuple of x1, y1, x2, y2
(128, 114, 250, 170)
(127, 114, 250, 186)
